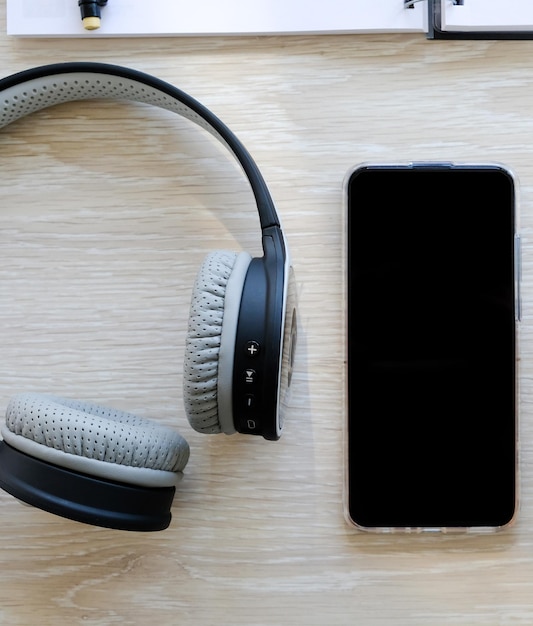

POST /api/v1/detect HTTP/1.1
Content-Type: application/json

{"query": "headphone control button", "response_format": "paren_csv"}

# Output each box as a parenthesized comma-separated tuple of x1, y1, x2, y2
(245, 394, 255, 408)
(245, 341, 260, 357)
(244, 369, 257, 384)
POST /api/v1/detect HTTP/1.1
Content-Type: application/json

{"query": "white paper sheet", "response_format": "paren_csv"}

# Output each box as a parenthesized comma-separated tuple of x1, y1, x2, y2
(440, 0, 533, 32)
(7, 0, 427, 37)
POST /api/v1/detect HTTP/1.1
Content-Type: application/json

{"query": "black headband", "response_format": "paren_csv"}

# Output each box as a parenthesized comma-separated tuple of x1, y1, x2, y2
(0, 61, 281, 233)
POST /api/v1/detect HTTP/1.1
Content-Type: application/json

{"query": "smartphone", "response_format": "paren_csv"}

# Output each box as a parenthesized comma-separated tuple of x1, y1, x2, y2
(345, 162, 519, 533)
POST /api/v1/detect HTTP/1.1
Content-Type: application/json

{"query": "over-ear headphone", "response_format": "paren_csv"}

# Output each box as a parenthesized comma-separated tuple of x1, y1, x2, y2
(0, 62, 298, 531)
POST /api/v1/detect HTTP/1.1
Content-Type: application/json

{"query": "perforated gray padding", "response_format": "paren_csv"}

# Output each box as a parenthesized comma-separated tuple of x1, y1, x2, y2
(0, 72, 227, 148)
(183, 250, 251, 434)
(0, 65, 283, 232)
(2, 393, 189, 487)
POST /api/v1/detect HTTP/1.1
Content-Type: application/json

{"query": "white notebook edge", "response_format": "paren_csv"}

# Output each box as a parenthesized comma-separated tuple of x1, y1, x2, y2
(7, 0, 428, 38)
(438, 0, 533, 33)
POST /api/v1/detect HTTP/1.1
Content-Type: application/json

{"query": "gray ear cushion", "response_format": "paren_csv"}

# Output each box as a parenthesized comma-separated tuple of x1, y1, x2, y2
(1, 392, 190, 488)
(183, 250, 251, 434)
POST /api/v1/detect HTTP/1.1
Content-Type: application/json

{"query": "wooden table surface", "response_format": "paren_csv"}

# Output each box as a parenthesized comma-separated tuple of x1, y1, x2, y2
(1, 4, 533, 624)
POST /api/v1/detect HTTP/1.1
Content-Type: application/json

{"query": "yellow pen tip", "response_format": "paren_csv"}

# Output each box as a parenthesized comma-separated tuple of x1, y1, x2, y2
(82, 16, 101, 30)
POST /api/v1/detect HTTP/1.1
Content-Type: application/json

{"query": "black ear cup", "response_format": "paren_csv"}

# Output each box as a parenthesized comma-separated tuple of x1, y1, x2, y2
(183, 250, 252, 434)
(0, 393, 189, 531)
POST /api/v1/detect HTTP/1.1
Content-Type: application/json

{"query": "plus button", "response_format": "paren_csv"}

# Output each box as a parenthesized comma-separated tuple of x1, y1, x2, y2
(245, 341, 260, 357)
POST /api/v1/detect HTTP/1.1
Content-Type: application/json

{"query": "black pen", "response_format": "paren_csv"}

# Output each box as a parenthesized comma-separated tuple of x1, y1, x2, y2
(78, 0, 108, 30)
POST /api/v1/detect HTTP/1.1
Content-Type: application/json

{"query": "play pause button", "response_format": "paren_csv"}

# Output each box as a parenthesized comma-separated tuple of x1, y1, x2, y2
(244, 369, 256, 384)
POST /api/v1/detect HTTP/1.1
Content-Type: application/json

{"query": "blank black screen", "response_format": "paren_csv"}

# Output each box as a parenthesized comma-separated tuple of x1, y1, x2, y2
(347, 164, 517, 530)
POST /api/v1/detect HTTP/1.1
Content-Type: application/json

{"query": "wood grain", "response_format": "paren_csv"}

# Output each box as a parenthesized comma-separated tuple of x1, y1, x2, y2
(1, 7, 533, 624)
